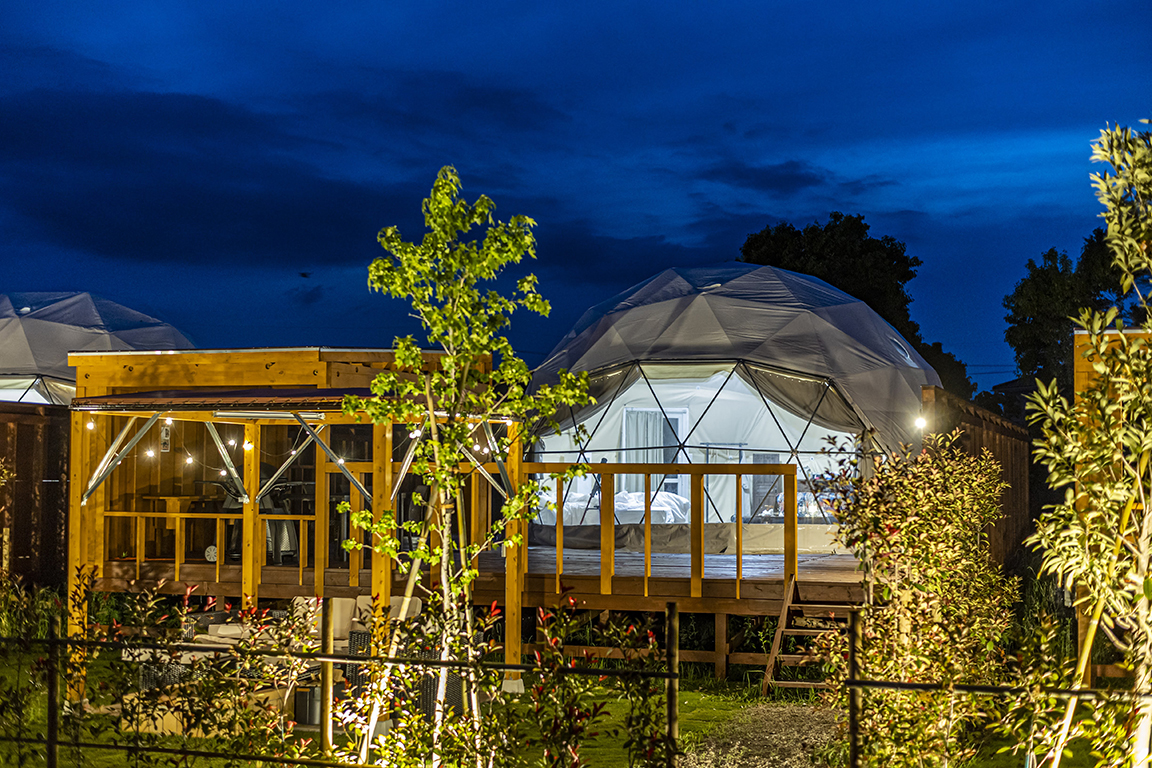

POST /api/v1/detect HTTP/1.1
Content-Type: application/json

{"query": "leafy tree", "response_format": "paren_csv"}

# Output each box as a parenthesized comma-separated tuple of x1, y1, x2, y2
(1027, 119, 1152, 767)
(1002, 230, 1125, 394)
(741, 212, 976, 399)
(341, 166, 593, 764)
(816, 431, 1016, 766)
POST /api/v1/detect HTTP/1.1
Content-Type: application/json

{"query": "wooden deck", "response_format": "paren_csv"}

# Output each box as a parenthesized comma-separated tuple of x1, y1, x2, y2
(472, 547, 863, 616)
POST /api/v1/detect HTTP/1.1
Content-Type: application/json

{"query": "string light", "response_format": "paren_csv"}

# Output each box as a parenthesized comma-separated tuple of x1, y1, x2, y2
(220, 469, 227, 476)
(242, 441, 254, 451)
(914, 417, 927, 430)
(86, 421, 95, 430)
(145, 449, 155, 458)
(227, 439, 236, 447)
(185, 456, 194, 465)
(337, 457, 345, 465)
(165, 417, 173, 426)
(290, 449, 297, 456)
(409, 429, 422, 439)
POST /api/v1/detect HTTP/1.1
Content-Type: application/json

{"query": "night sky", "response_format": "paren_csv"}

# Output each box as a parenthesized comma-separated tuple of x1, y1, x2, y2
(3, 2, 1149, 391)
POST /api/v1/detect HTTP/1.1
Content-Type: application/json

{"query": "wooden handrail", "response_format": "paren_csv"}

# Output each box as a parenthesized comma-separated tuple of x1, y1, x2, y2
(529, 461, 799, 598)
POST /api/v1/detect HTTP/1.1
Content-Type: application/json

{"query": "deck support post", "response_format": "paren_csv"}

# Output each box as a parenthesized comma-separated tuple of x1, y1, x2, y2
(714, 613, 727, 680)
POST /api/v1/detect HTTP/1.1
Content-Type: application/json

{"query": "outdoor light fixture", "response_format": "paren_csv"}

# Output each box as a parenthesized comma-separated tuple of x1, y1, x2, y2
(915, 417, 927, 430)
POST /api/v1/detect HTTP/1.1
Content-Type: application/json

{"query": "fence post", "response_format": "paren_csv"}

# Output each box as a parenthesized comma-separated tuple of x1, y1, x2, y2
(320, 598, 333, 753)
(848, 608, 861, 768)
(666, 601, 679, 768)
(46, 615, 59, 768)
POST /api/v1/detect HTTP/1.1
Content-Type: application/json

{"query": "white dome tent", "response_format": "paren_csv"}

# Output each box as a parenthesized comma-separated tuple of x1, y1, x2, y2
(0, 292, 194, 405)
(528, 263, 941, 555)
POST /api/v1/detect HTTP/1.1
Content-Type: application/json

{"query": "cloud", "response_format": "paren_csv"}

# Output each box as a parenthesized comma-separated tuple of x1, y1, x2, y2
(0, 88, 426, 268)
(699, 159, 830, 195)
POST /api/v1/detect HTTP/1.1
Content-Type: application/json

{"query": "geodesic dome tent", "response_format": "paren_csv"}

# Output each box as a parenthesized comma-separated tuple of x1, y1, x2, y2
(0, 292, 194, 405)
(528, 263, 941, 555)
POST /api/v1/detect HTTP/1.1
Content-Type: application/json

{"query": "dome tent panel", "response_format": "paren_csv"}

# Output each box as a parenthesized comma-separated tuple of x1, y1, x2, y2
(0, 292, 193, 404)
(529, 262, 936, 556)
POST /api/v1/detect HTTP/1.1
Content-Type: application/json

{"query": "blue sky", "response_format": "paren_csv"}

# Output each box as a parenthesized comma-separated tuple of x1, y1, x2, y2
(2, 1, 1149, 389)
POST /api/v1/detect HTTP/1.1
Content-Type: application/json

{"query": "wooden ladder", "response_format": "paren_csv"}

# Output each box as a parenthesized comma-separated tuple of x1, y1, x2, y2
(761, 575, 856, 694)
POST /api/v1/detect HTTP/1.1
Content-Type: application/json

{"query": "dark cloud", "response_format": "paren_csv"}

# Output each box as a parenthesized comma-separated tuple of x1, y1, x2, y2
(0, 88, 422, 268)
(699, 160, 830, 195)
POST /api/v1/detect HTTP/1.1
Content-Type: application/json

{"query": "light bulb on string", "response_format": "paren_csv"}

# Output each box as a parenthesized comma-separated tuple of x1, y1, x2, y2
(86, 421, 95, 431)
(227, 439, 236, 447)
(337, 457, 345, 465)
(220, 469, 228, 476)
(185, 456, 194, 465)
(243, 441, 253, 451)
(165, 417, 173, 426)
(145, 449, 155, 458)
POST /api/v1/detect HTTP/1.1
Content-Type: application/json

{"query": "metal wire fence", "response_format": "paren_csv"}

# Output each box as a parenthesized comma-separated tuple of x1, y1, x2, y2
(0, 602, 683, 768)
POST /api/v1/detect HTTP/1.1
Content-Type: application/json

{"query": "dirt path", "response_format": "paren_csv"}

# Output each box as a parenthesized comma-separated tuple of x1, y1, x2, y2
(682, 703, 842, 768)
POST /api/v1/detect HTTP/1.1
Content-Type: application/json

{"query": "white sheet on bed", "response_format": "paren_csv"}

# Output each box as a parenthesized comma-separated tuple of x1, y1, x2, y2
(535, 490, 691, 526)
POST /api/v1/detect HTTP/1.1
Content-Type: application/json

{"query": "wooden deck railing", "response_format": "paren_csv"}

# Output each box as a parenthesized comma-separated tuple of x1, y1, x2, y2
(522, 462, 798, 600)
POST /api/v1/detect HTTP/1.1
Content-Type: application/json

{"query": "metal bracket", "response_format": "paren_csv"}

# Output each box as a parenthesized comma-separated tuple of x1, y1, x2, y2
(293, 414, 371, 502)
(82, 413, 163, 505)
(205, 422, 249, 504)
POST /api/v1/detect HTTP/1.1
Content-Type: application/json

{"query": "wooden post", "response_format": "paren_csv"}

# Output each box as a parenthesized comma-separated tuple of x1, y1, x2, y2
(714, 613, 727, 680)
(66, 409, 86, 641)
(555, 478, 564, 594)
(241, 422, 260, 608)
(735, 473, 742, 600)
(503, 423, 524, 689)
(348, 472, 363, 588)
(371, 422, 392, 623)
(320, 598, 334, 752)
(600, 473, 615, 595)
(783, 470, 797, 585)
(644, 474, 651, 598)
(690, 472, 704, 598)
(315, 448, 328, 598)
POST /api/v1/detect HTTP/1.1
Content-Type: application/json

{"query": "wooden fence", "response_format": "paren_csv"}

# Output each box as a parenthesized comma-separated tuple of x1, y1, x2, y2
(920, 385, 1031, 566)
(0, 402, 70, 585)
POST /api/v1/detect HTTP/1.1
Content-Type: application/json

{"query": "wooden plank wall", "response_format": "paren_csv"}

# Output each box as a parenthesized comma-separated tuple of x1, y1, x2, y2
(0, 402, 70, 586)
(920, 386, 1030, 567)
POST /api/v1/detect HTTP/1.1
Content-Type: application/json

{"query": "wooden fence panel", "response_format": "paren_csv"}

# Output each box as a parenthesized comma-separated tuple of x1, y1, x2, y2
(921, 386, 1030, 567)
(0, 402, 70, 585)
